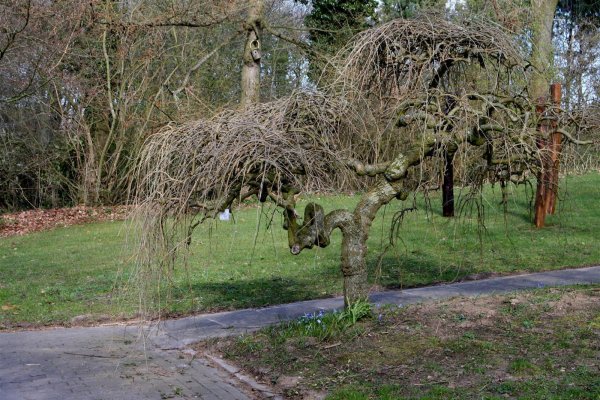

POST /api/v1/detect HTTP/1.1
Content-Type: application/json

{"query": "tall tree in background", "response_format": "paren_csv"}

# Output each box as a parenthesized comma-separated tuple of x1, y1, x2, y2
(530, 0, 560, 101)
(0, 0, 311, 210)
(555, 0, 600, 109)
(529, 0, 599, 227)
(0, 0, 85, 209)
(379, 0, 445, 21)
(241, 0, 265, 108)
(297, 0, 377, 83)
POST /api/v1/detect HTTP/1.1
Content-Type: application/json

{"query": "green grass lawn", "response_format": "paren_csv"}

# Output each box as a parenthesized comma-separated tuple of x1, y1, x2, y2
(213, 285, 600, 399)
(1, 172, 600, 328)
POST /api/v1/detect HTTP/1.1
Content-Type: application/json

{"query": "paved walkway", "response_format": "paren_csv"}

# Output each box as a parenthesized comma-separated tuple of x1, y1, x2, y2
(1, 265, 599, 400)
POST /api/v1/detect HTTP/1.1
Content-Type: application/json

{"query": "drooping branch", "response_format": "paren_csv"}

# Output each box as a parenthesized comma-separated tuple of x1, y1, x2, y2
(93, 3, 241, 30)
(262, 23, 310, 54)
(384, 136, 437, 181)
(134, 90, 357, 255)
(0, 0, 31, 63)
(555, 128, 593, 145)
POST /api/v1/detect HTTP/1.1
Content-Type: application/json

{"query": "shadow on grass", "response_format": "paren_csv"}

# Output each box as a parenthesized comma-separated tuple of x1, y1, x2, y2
(166, 254, 473, 312)
(170, 276, 329, 311)
(367, 253, 476, 290)
(166, 260, 473, 313)
(504, 209, 533, 224)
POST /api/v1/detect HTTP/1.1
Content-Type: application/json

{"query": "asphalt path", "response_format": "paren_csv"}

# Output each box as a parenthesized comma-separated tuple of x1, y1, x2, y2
(1, 265, 599, 400)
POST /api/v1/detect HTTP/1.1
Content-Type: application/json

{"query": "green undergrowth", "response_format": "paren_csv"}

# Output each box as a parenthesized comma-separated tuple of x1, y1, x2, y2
(212, 285, 600, 399)
(274, 299, 373, 342)
(1, 172, 600, 328)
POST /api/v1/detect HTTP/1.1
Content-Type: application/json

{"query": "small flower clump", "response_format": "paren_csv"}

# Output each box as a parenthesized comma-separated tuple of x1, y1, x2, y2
(299, 310, 325, 324)
(298, 310, 327, 336)
(292, 300, 373, 341)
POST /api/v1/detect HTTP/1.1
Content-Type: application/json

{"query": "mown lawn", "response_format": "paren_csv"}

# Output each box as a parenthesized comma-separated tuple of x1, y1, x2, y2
(212, 285, 600, 399)
(1, 172, 600, 328)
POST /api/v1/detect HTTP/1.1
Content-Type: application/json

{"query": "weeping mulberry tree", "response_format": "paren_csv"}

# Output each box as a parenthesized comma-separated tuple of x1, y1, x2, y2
(134, 13, 593, 306)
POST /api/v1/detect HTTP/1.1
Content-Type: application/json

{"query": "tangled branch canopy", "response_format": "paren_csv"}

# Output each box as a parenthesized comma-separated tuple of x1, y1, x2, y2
(135, 91, 357, 220)
(133, 12, 572, 277)
(334, 13, 523, 101)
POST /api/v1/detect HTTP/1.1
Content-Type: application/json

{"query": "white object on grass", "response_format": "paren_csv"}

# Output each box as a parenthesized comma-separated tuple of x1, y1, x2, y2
(219, 209, 231, 221)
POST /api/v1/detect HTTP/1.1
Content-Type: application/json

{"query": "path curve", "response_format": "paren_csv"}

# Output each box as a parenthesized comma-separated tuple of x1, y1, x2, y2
(1, 265, 599, 399)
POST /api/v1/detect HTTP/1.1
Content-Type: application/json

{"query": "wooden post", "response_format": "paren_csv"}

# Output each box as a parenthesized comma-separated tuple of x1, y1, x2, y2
(534, 83, 562, 227)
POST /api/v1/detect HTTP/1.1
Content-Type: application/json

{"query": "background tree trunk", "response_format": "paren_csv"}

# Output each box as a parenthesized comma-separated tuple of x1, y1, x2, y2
(442, 151, 455, 217)
(529, 0, 559, 100)
(240, 0, 264, 108)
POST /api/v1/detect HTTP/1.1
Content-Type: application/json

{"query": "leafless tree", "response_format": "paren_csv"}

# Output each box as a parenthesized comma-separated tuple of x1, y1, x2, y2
(133, 13, 598, 306)
(0, 0, 87, 208)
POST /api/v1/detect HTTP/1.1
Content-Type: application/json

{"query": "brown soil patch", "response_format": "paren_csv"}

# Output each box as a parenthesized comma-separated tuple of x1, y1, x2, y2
(204, 287, 600, 399)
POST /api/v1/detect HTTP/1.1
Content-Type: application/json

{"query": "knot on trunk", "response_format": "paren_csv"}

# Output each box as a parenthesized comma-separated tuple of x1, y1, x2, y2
(285, 202, 330, 254)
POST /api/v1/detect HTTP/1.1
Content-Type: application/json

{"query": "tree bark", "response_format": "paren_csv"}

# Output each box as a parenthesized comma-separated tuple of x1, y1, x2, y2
(240, 0, 264, 108)
(529, 0, 559, 101)
(563, 16, 574, 111)
(286, 138, 436, 306)
(340, 222, 369, 306)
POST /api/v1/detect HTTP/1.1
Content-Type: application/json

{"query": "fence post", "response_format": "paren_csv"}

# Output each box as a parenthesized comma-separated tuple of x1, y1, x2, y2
(534, 83, 562, 228)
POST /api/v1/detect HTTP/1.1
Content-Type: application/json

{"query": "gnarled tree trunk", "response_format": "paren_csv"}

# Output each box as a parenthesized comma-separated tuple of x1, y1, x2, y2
(285, 140, 435, 306)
